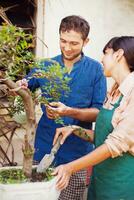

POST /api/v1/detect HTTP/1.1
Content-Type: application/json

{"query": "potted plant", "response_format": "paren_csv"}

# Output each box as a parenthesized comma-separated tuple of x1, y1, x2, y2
(0, 24, 70, 200)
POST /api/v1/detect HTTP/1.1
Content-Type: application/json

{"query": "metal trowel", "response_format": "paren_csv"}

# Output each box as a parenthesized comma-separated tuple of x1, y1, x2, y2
(37, 134, 62, 173)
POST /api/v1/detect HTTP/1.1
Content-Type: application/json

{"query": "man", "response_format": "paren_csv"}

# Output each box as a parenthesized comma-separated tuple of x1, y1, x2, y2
(19, 15, 106, 199)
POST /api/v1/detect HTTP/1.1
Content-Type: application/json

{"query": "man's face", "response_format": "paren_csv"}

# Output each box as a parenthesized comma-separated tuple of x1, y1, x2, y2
(60, 30, 88, 61)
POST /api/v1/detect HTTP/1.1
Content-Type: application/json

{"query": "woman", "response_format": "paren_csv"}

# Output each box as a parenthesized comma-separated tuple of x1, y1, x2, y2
(52, 36, 134, 200)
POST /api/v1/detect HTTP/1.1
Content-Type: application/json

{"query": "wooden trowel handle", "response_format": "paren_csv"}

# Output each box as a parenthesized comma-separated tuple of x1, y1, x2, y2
(51, 133, 62, 155)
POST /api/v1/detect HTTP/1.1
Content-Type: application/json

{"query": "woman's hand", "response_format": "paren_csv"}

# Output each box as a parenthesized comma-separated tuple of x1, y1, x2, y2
(52, 164, 73, 190)
(53, 126, 77, 145)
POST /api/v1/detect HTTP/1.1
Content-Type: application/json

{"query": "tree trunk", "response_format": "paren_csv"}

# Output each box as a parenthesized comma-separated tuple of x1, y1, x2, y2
(1, 75, 36, 177)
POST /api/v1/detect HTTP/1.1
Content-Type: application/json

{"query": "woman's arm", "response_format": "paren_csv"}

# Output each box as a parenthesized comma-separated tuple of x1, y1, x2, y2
(53, 143, 111, 190)
(72, 126, 94, 143)
(53, 125, 94, 145)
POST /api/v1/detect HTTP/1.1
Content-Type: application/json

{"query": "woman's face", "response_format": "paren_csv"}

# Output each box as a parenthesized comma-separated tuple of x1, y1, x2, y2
(102, 48, 115, 77)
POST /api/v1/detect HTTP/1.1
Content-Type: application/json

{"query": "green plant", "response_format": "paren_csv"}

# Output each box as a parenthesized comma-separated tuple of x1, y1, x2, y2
(0, 24, 70, 178)
(0, 24, 34, 80)
(0, 167, 54, 184)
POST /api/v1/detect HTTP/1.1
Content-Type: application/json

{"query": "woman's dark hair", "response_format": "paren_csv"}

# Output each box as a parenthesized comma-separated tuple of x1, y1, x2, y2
(59, 15, 90, 40)
(103, 36, 134, 72)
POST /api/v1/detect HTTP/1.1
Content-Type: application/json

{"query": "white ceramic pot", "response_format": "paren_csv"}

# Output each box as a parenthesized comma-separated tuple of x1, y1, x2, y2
(0, 167, 60, 200)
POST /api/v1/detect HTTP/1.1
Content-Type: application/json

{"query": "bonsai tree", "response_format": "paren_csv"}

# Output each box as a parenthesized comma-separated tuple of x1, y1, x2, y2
(0, 24, 70, 178)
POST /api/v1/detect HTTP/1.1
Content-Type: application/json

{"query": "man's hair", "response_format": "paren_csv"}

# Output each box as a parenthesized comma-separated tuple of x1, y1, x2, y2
(59, 15, 90, 40)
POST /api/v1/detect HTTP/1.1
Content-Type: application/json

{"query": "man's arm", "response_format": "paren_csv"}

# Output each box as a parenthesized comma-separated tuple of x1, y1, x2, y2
(46, 64, 106, 122)
(64, 106, 99, 121)
(46, 102, 99, 122)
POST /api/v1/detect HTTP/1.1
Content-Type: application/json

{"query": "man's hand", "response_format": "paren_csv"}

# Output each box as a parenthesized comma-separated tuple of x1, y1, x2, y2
(52, 164, 73, 190)
(16, 78, 28, 89)
(46, 102, 69, 119)
(7, 79, 28, 96)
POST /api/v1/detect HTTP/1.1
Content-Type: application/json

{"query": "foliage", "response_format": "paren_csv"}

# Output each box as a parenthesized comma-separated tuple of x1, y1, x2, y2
(0, 167, 54, 184)
(0, 168, 27, 184)
(0, 24, 70, 118)
(0, 23, 70, 177)
(34, 61, 70, 104)
(8, 96, 25, 116)
(0, 24, 34, 80)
